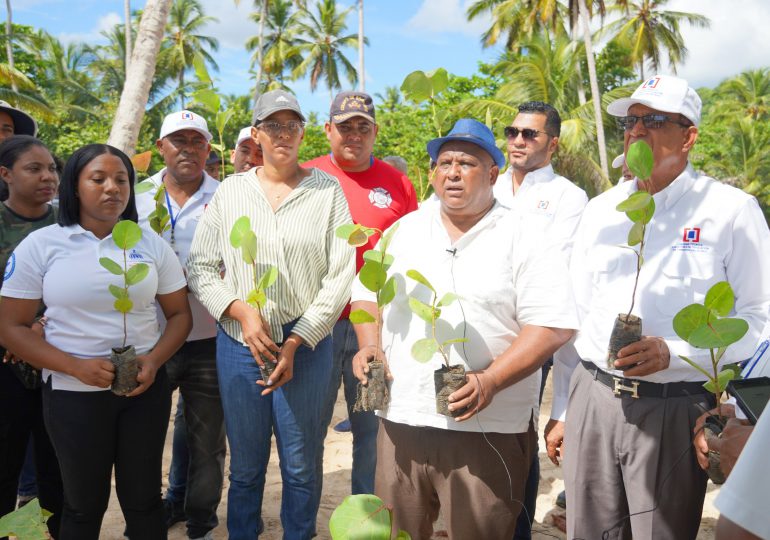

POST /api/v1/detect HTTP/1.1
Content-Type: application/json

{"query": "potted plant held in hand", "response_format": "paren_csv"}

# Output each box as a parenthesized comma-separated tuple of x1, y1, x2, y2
(407, 269, 468, 417)
(335, 222, 399, 411)
(99, 220, 150, 395)
(607, 140, 656, 369)
(230, 216, 278, 381)
(672, 280, 746, 484)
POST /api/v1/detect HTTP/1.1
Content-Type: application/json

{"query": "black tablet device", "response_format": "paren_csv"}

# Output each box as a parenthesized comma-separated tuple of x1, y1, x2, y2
(727, 377, 770, 424)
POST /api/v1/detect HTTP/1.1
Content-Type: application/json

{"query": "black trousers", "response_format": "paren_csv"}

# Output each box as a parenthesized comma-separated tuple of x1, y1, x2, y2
(42, 367, 171, 540)
(0, 363, 62, 539)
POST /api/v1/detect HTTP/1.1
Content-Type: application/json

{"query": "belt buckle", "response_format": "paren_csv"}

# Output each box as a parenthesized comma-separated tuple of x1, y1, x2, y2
(612, 377, 640, 398)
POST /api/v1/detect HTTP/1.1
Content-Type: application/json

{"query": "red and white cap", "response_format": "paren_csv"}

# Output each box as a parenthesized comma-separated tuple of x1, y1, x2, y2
(159, 110, 213, 141)
(607, 75, 702, 127)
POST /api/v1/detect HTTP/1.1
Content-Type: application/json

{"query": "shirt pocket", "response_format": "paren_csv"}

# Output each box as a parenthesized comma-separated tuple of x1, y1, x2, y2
(586, 246, 621, 288)
(655, 251, 719, 316)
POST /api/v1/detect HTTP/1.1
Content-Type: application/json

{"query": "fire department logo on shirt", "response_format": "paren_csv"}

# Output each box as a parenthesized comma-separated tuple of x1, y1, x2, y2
(4, 252, 15, 280)
(683, 227, 701, 243)
(369, 187, 393, 209)
(537, 200, 549, 210)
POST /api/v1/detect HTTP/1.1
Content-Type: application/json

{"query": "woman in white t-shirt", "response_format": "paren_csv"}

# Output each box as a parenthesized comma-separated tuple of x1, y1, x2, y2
(0, 144, 192, 540)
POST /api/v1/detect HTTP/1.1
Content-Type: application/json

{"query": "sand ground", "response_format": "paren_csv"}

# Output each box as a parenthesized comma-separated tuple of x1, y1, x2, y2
(98, 379, 720, 539)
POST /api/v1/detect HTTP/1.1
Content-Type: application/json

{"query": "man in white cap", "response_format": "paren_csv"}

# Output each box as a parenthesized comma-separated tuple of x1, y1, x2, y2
(136, 110, 225, 540)
(0, 101, 37, 141)
(549, 75, 770, 539)
(230, 126, 263, 173)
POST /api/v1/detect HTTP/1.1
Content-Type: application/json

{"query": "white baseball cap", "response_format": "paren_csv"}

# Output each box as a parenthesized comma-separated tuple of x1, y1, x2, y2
(612, 153, 625, 169)
(235, 127, 253, 148)
(607, 75, 702, 127)
(159, 110, 213, 141)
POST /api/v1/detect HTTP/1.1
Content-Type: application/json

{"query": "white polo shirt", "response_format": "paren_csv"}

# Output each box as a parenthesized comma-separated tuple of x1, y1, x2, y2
(1, 223, 186, 392)
(714, 403, 770, 539)
(551, 165, 770, 420)
(493, 164, 588, 259)
(351, 202, 578, 434)
(136, 169, 218, 341)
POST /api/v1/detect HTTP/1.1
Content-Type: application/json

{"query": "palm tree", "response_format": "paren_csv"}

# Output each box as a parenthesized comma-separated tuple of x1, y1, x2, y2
(245, 0, 303, 88)
(108, 0, 174, 155)
(714, 68, 770, 121)
(375, 86, 401, 113)
(159, 0, 219, 107)
(601, 0, 709, 79)
(292, 0, 363, 101)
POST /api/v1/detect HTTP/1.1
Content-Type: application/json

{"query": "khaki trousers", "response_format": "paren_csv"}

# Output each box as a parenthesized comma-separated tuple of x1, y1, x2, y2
(375, 417, 536, 540)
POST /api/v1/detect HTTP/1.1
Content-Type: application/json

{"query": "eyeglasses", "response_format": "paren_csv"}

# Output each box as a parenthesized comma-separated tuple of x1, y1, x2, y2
(504, 126, 553, 141)
(335, 122, 373, 135)
(257, 121, 305, 137)
(166, 136, 209, 150)
(617, 114, 692, 131)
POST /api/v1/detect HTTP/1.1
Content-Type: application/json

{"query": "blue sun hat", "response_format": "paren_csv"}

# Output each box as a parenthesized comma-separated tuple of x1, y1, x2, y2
(426, 118, 505, 169)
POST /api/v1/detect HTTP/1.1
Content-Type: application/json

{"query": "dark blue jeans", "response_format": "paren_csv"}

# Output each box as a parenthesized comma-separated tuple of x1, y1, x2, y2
(313, 319, 378, 517)
(216, 325, 331, 540)
(165, 396, 189, 505)
(164, 338, 225, 539)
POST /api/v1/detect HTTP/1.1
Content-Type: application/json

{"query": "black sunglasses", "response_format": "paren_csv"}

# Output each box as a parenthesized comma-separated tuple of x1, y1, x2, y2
(617, 114, 692, 131)
(503, 126, 553, 141)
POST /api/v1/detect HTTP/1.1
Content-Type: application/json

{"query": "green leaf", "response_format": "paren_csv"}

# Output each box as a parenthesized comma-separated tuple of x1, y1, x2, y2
(335, 223, 358, 240)
(411, 338, 439, 362)
(192, 52, 212, 85)
(348, 228, 370, 247)
(257, 266, 278, 291)
(626, 197, 655, 224)
(626, 140, 654, 180)
(406, 269, 435, 292)
(108, 284, 127, 299)
(704, 281, 735, 317)
(191, 88, 220, 114)
(0, 498, 51, 538)
(616, 191, 652, 212)
(688, 318, 749, 349)
(349, 309, 376, 324)
(135, 180, 155, 194)
(125, 263, 149, 286)
(216, 108, 235, 135)
(673, 303, 710, 341)
(703, 369, 736, 395)
(408, 297, 434, 324)
(229, 216, 252, 248)
(627, 221, 644, 246)
(395, 530, 412, 540)
(114, 296, 133, 314)
(426, 67, 449, 95)
(378, 276, 397, 307)
(241, 230, 258, 265)
(99, 257, 124, 275)
(380, 221, 400, 252)
(246, 289, 267, 309)
(359, 261, 387, 293)
(112, 220, 142, 250)
(363, 249, 394, 270)
(400, 70, 432, 103)
(437, 292, 460, 307)
(329, 494, 393, 540)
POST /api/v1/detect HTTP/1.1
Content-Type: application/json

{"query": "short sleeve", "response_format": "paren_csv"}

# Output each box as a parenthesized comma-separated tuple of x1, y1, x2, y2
(1, 234, 45, 300)
(153, 236, 187, 295)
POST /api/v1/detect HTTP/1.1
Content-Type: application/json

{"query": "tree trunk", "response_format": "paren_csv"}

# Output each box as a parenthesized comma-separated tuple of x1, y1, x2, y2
(578, 0, 609, 190)
(4, 0, 17, 93)
(179, 70, 185, 108)
(253, 0, 269, 103)
(358, 0, 364, 91)
(125, 0, 132, 73)
(107, 0, 173, 156)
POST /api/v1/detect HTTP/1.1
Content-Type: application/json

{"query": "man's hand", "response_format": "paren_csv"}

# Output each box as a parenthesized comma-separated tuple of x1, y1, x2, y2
(351, 345, 389, 385)
(71, 358, 115, 388)
(693, 405, 735, 470)
(447, 370, 499, 422)
(126, 355, 161, 397)
(708, 418, 754, 479)
(544, 419, 565, 466)
(614, 336, 670, 376)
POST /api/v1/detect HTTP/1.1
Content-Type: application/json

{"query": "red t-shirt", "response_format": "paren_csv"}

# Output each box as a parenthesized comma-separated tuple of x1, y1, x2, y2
(304, 154, 418, 317)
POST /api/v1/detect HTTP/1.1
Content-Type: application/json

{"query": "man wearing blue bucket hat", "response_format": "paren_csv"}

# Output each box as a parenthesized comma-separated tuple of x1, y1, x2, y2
(349, 118, 578, 539)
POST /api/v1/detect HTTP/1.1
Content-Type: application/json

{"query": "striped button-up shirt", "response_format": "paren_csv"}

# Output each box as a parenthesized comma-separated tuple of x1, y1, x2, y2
(187, 167, 355, 347)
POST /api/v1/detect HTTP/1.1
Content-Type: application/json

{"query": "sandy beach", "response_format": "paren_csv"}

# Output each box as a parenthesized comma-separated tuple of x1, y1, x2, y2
(98, 380, 720, 539)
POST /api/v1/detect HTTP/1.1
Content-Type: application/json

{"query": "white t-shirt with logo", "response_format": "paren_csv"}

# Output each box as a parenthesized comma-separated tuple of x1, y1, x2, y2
(1, 223, 186, 392)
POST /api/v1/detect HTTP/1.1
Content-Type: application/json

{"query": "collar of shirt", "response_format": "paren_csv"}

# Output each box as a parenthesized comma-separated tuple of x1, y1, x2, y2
(151, 168, 219, 200)
(428, 199, 509, 250)
(496, 163, 557, 207)
(623, 163, 697, 212)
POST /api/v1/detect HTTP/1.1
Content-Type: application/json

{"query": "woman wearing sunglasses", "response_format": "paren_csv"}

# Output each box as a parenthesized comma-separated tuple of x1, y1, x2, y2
(187, 90, 354, 539)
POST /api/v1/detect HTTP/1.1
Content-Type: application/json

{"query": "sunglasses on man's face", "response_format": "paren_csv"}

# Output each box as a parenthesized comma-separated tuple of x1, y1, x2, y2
(503, 126, 553, 141)
(617, 114, 692, 131)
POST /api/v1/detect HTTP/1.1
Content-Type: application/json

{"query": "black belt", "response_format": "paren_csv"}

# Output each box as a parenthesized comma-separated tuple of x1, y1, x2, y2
(581, 360, 710, 399)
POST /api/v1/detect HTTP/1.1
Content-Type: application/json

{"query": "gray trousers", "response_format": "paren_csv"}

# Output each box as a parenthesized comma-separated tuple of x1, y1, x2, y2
(563, 364, 711, 540)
